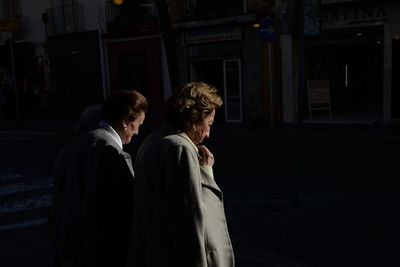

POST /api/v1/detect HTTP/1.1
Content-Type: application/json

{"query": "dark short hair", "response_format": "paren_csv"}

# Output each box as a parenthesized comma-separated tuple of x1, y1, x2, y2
(102, 90, 148, 125)
(164, 82, 223, 130)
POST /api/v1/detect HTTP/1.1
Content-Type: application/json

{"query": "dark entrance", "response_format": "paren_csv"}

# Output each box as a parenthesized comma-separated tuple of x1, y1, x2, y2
(107, 38, 163, 119)
(305, 26, 383, 120)
(47, 30, 103, 117)
(392, 38, 400, 119)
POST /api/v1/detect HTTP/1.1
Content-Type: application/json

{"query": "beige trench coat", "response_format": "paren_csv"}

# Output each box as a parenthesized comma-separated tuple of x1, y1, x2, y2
(129, 123, 234, 267)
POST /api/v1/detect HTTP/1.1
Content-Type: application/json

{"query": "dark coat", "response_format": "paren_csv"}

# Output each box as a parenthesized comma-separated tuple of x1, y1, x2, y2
(49, 127, 134, 267)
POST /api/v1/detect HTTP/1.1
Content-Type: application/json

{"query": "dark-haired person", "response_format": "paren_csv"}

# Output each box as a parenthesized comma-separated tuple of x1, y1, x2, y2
(50, 90, 147, 267)
(129, 82, 234, 267)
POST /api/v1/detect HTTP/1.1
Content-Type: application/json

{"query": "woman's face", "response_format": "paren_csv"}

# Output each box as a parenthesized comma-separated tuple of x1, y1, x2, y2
(191, 109, 215, 145)
(121, 112, 145, 144)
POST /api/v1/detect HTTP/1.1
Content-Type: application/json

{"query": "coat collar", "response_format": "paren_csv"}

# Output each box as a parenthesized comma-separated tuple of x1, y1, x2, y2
(92, 127, 134, 177)
(160, 123, 200, 155)
(177, 131, 199, 153)
(98, 120, 123, 149)
(160, 123, 222, 198)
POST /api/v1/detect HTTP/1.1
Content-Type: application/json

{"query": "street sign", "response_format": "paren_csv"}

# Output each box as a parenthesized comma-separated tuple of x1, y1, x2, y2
(258, 18, 276, 42)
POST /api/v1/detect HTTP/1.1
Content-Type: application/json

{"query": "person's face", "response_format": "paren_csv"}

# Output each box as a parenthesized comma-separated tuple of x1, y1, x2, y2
(191, 109, 215, 145)
(122, 112, 145, 144)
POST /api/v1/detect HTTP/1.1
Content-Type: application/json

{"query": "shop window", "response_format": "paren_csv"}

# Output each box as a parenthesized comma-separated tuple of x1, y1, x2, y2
(0, 0, 21, 17)
(224, 59, 242, 122)
(184, 0, 242, 17)
(106, 0, 157, 28)
(51, 0, 76, 7)
(190, 58, 243, 122)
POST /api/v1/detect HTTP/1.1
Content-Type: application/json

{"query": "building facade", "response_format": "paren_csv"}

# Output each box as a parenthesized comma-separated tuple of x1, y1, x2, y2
(0, 0, 49, 119)
(0, 0, 278, 129)
(103, 0, 276, 127)
(276, 0, 400, 125)
(4, 0, 399, 127)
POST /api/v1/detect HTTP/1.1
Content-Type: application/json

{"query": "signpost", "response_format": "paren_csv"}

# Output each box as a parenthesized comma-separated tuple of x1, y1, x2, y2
(258, 18, 276, 131)
(307, 79, 332, 119)
(258, 18, 277, 42)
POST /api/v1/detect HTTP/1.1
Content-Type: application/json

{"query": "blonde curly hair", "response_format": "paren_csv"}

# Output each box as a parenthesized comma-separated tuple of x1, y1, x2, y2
(164, 82, 223, 130)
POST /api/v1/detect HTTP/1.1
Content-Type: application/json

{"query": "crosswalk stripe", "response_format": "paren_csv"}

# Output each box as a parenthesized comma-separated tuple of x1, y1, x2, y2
(0, 179, 53, 196)
(0, 173, 23, 182)
(0, 130, 61, 232)
(0, 195, 51, 213)
(0, 218, 48, 232)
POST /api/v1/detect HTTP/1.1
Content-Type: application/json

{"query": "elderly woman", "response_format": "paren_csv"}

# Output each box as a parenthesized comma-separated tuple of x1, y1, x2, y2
(51, 90, 147, 267)
(129, 82, 234, 267)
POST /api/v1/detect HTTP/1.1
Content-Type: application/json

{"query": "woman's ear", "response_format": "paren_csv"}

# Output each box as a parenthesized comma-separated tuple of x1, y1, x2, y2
(121, 120, 128, 130)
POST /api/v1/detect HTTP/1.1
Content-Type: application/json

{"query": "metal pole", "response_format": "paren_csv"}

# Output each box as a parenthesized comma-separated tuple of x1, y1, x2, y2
(298, 4, 305, 125)
(9, 33, 20, 120)
(294, 0, 305, 205)
(268, 43, 274, 132)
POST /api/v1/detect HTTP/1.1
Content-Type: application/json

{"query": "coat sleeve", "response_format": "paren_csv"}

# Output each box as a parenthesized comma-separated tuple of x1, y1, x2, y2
(174, 144, 208, 267)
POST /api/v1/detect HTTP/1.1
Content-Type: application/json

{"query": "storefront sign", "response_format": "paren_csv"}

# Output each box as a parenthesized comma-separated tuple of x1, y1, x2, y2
(0, 17, 19, 32)
(184, 26, 242, 45)
(321, 5, 387, 29)
(308, 80, 330, 104)
(307, 79, 331, 118)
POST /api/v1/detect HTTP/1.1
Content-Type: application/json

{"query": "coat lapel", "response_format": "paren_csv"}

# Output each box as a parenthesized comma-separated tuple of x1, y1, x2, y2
(176, 130, 223, 199)
(200, 165, 223, 199)
(122, 151, 135, 177)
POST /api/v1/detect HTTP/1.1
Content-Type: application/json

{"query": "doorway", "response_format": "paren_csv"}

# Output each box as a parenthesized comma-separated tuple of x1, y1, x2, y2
(392, 38, 400, 119)
(190, 58, 243, 122)
(107, 38, 163, 118)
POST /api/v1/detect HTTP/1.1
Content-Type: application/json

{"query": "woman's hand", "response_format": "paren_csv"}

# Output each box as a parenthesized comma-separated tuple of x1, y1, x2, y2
(197, 145, 214, 167)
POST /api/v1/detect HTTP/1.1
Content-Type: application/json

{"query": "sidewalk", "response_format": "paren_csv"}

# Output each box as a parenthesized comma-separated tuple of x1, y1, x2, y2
(224, 189, 400, 266)
(207, 123, 400, 267)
